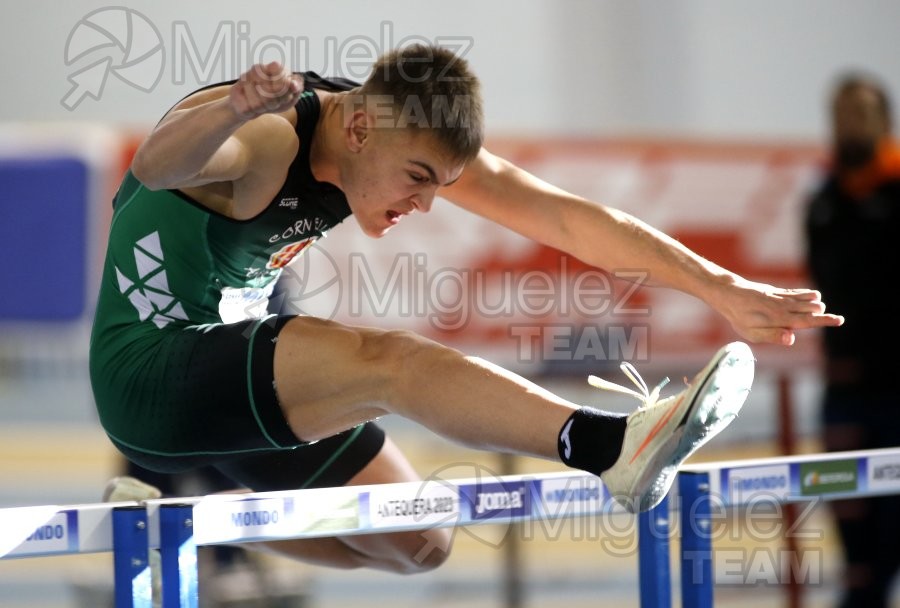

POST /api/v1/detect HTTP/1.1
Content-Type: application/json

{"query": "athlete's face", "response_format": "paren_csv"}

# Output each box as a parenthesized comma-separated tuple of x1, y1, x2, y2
(340, 123, 466, 238)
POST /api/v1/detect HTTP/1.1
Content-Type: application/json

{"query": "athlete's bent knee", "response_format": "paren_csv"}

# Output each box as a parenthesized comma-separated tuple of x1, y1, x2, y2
(391, 528, 453, 574)
(364, 329, 432, 367)
(364, 329, 456, 406)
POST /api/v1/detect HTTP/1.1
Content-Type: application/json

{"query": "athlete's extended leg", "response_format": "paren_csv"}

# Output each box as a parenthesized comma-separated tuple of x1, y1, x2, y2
(273, 316, 755, 513)
(273, 316, 576, 455)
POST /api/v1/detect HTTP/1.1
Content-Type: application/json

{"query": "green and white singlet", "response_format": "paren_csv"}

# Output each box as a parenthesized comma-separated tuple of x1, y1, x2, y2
(89, 74, 385, 480)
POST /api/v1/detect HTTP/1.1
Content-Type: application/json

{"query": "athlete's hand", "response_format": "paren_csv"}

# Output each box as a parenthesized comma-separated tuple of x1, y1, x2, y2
(229, 62, 303, 121)
(712, 278, 844, 346)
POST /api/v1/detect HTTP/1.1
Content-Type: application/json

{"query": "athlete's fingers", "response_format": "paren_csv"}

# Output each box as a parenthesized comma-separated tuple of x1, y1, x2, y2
(287, 77, 304, 98)
(228, 85, 252, 120)
(765, 287, 842, 318)
(245, 64, 284, 111)
(747, 312, 841, 346)
(231, 63, 302, 118)
(258, 62, 294, 97)
(256, 65, 286, 98)
(787, 312, 845, 328)
(260, 60, 283, 77)
(269, 75, 300, 106)
(776, 288, 821, 301)
(260, 82, 301, 113)
(240, 75, 268, 115)
(784, 299, 826, 314)
(741, 326, 795, 346)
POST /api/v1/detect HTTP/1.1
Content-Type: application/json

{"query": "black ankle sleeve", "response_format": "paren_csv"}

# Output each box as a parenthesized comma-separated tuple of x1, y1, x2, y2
(558, 407, 627, 475)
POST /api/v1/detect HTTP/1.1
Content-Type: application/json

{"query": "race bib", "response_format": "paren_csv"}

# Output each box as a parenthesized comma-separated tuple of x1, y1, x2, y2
(218, 282, 275, 323)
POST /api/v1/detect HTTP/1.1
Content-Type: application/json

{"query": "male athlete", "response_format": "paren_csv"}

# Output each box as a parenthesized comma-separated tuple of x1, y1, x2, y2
(91, 45, 842, 573)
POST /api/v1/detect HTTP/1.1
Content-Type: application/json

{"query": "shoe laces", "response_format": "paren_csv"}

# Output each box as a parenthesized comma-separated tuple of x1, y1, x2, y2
(588, 362, 670, 409)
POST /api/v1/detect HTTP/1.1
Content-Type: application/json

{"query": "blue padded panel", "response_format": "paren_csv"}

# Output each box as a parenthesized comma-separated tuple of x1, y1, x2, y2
(0, 157, 89, 320)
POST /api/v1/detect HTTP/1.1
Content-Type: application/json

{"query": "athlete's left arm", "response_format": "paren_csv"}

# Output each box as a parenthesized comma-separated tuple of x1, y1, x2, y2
(440, 148, 843, 346)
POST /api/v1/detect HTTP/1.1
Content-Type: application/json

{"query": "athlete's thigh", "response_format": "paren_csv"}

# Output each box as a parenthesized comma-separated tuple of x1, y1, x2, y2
(272, 315, 427, 441)
(214, 422, 387, 491)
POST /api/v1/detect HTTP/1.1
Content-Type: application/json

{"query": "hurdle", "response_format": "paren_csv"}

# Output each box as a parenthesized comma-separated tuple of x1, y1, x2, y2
(0, 470, 670, 607)
(0, 500, 152, 606)
(4, 448, 900, 607)
(674, 446, 900, 607)
(144, 470, 656, 608)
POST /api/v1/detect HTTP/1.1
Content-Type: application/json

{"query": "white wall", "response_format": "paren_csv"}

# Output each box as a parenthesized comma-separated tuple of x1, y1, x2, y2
(1, 0, 899, 138)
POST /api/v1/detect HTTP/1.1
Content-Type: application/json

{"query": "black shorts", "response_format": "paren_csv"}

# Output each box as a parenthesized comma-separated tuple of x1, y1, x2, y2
(95, 315, 385, 490)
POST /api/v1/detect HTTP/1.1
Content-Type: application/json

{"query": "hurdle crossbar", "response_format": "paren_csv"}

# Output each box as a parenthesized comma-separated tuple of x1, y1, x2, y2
(6, 447, 900, 608)
(673, 446, 900, 606)
(147, 471, 611, 546)
(0, 501, 153, 606)
(0, 501, 138, 559)
(143, 470, 680, 608)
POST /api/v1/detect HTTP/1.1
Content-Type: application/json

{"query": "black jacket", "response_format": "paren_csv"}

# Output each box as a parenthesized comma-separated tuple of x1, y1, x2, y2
(805, 173, 900, 388)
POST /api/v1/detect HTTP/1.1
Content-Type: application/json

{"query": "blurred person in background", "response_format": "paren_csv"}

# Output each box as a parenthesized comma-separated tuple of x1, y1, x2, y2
(805, 73, 900, 608)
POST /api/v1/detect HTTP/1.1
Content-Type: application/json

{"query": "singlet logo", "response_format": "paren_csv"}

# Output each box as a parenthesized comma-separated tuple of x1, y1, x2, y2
(115, 231, 188, 328)
(266, 237, 316, 270)
(268, 217, 329, 244)
(278, 197, 299, 210)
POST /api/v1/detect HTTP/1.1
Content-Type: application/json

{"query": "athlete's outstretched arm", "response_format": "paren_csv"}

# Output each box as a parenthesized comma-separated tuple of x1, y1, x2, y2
(441, 148, 844, 346)
(132, 62, 303, 191)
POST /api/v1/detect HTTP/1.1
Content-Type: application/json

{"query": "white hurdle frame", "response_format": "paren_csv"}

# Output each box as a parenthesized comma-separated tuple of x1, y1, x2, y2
(4, 447, 900, 607)
(145, 471, 624, 608)
(676, 446, 900, 606)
